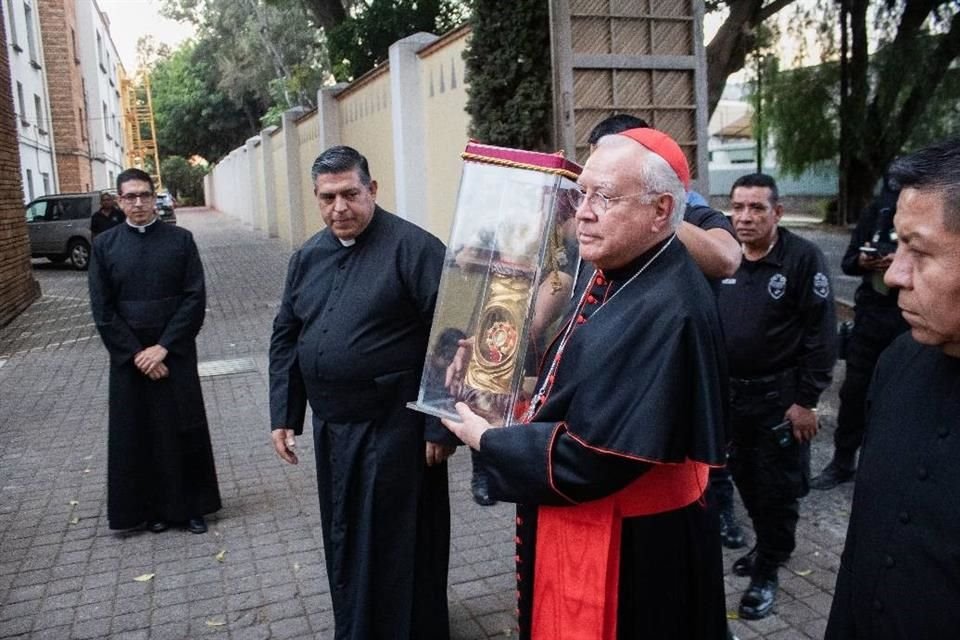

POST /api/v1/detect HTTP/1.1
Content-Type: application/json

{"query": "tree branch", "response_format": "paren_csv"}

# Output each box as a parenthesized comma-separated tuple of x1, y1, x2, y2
(888, 7, 960, 157)
(758, 0, 797, 22)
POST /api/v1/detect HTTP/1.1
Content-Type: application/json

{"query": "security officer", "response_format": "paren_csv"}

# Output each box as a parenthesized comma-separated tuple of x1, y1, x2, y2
(811, 178, 908, 490)
(90, 191, 125, 239)
(717, 173, 837, 620)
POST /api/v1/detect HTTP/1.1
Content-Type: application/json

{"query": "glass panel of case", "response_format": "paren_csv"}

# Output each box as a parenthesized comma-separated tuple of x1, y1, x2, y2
(410, 143, 582, 426)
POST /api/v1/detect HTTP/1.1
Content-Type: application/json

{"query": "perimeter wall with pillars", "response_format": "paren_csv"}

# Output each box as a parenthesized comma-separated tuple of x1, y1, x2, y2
(206, 4, 711, 248)
(205, 26, 471, 249)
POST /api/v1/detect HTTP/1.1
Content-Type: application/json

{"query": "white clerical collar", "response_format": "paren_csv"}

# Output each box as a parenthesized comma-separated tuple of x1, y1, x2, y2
(339, 238, 356, 247)
(126, 216, 160, 233)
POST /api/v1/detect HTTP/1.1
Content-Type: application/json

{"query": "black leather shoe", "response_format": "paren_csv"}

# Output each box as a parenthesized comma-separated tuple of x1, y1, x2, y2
(187, 517, 207, 534)
(732, 548, 757, 577)
(719, 509, 747, 549)
(471, 472, 497, 506)
(738, 560, 779, 620)
(810, 460, 856, 490)
(148, 520, 168, 533)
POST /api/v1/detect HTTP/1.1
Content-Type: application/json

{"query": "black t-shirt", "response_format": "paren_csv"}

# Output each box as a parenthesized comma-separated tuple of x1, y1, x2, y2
(717, 227, 837, 407)
(91, 207, 125, 235)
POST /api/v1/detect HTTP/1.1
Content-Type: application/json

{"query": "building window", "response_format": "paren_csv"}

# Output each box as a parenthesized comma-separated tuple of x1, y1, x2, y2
(97, 31, 105, 71)
(16, 82, 27, 125)
(34, 94, 45, 133)
(24, 1, 39, 66)
(71, 28, 80, 63)
(25, 169, 34, 201)
(6, 0, 19, 50)
(78, 106, 86, 141)
(103, 102, 111, 140)
(41, 172, 50, 195)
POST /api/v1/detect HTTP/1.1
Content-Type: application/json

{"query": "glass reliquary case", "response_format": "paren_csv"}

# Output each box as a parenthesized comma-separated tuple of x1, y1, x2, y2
(409, 142, 583, 426)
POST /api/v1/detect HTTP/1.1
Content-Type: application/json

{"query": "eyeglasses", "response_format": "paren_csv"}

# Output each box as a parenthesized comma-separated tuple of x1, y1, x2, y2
(565, 188, 652, 216)
(118, 192, 155, 204)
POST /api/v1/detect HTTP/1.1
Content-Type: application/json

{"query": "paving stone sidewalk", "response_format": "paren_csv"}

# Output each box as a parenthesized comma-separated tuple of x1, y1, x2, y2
(0, 209, 855, 639)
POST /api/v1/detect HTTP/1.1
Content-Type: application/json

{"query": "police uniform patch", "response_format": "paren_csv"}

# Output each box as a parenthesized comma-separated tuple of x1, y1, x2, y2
(813, 272, 830, 298)
(768, 273, 787, 300)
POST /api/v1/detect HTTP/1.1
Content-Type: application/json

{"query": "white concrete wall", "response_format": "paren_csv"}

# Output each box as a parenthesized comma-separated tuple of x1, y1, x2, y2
(4, 0, 57, 201)
(205, 25, 474, 248)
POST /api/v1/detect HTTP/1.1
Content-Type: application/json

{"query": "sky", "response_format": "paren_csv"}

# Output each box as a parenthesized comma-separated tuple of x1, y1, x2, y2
(97, 0, 195, 71)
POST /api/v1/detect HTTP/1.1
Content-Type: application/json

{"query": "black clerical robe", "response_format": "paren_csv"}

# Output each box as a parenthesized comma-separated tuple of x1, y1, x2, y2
(269, 207, 452, 640)
(826, 334, 960, 639)
(479, 237, 728, 640)
(88, 220, 220, 530)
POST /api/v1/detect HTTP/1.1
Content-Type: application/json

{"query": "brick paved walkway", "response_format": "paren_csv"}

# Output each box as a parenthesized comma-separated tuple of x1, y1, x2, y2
(0, 209, 854, 639)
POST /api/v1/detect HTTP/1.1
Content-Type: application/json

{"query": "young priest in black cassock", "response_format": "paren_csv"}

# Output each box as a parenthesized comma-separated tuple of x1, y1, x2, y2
(88, 168, 220, 534)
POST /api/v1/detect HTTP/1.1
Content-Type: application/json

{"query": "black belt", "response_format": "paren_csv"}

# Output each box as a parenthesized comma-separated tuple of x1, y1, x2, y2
(730, 368, 796, 389)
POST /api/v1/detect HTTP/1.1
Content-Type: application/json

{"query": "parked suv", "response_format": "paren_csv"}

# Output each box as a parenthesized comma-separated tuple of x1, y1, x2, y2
(155, 191, 177, 224)
(24, 192, 100, 270)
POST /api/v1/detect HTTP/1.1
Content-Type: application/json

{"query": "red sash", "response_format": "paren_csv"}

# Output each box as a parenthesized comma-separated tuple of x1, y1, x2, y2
(532, 459, 710, 640)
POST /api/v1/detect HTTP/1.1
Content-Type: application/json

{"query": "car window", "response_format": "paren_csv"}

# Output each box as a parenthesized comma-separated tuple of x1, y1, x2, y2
(25, 201, 48, 222)
(64, 198, 90, 220)
(48, 201, 67, 221)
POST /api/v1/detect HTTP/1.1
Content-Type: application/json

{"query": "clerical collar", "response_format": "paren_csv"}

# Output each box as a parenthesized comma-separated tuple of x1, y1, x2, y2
(126, 216, 159, 234)
(339, 238, 356, 247)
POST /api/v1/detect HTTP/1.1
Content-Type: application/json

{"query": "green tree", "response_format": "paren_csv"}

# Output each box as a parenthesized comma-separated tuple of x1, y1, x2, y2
(705, 1, 799, 117)
(160, 0, 330, 122)
(150, 40, 265, 162)
(758, 0, 960, 218)
(463, 0, 551, 150)
(326, 0, 467, 81)
(161, 155, 207, 205)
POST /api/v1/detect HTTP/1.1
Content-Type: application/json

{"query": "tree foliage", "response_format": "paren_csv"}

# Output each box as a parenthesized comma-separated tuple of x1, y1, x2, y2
(150, 40, 265, 162)
(758, 0, 960, 217)
(161, 156, 208, 205)
(464, 0, 551, 150)
(158, 0, 330, 130)
(327, 0, 467, 81)
(706, 1, 800, 116)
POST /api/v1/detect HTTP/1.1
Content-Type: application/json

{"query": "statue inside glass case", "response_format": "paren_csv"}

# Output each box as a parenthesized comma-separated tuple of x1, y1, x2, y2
(410, 142, 582, 426)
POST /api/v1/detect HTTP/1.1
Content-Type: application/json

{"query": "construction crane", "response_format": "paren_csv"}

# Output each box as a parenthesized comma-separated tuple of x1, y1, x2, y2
(120, 67, 162, 190)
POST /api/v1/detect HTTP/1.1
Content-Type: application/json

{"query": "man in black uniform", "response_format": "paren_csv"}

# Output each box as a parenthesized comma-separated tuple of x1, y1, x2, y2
(825, 137, 960, 639)
(90, 191, 125, 239)
(811, 178, 908, 490)
(717, 173, 836, 619)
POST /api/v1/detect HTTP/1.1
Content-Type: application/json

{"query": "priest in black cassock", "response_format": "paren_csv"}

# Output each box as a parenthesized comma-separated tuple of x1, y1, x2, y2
(269, 146, 456, 640)
(443, 129, 728, 640)
(88, 168, 220, 535)
(825, 137, 960, 639)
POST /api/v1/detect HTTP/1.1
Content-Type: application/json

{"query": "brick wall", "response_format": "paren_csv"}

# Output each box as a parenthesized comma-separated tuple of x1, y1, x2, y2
(38, 0, 92, 192)
(0, 9, 41, 326)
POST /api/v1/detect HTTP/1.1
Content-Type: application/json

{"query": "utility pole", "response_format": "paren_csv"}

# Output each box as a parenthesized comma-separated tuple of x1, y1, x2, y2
(754, 50, 764, 173)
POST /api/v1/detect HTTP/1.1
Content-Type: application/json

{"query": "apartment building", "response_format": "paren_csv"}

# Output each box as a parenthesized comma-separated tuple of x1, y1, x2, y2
(37, 0, 91, 192)
(74, 0, 124, 190)
(3, 0, 57, 202)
